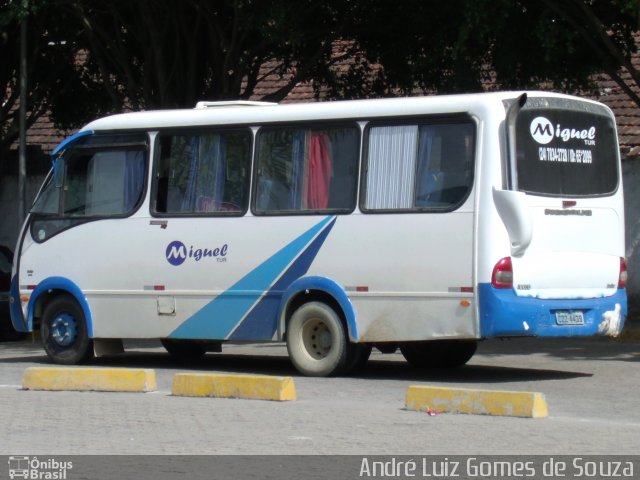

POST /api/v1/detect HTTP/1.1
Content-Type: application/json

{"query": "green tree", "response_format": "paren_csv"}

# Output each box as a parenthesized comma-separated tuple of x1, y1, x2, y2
(3, 0, 640, 158)
(538, 0, 640, 106)
(0, 0, 83, 160)
(340, 0, 640, 102)
(49, 0, 365, 127)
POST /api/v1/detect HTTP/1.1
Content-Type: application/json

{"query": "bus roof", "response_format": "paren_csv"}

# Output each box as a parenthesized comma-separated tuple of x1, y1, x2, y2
(82, 91, 609, 132)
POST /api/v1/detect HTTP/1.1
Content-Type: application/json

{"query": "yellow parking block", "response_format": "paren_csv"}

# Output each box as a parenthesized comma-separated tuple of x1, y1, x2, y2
(172, 373, 296, 401)
(22, 367, 157, 393)
(405, 385, 548, 418)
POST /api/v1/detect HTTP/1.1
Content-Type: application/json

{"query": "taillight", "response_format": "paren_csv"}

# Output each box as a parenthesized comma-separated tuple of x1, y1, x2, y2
(492, 257, 513, 289)
(618, 257, 628, 289)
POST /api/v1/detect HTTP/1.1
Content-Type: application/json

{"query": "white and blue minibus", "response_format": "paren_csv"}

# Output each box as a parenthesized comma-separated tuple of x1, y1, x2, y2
(10, 92, 627, 376)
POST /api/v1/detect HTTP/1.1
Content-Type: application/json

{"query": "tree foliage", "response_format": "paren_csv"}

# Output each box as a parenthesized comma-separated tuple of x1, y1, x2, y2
(345, 0, 640, 98)
(0, 0, 81, 157)
(1, 0, 640, 162)
(50, 0, 365, 127)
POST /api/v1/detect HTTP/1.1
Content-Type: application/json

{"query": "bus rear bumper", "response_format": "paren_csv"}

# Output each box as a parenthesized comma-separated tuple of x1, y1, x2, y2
(478, 283, 627, 338)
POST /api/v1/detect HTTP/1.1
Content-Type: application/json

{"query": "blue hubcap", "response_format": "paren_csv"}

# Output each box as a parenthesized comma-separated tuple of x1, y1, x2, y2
(51, 313, 77, 347)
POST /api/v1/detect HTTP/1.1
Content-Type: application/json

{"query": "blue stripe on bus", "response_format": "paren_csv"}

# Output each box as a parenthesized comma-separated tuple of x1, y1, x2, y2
(26, 277, 95, 336)
(50, 130, 94, 157)
(278, 276, 358, 341)
(169, 216, 336, 340)
(228, 218, 336, 341)
(9, 275, 28, 332)
(478, 283, 627, 337)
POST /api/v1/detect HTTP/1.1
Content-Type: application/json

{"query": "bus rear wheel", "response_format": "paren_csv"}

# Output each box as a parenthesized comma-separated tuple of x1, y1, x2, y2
(400, 340, 477, 369)
(286, 301, 349, 377)
(41, 296, 93, 365)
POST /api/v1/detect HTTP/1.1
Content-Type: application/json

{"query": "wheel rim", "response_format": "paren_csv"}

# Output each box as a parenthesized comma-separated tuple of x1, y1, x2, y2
(50, 312, 78, 347)
(301, 318, 333, 360)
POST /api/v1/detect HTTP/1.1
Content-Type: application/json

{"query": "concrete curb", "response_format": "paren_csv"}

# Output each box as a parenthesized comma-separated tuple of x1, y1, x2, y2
(405, 385, 548, 418)
(172, 373, 297, 401)
(22, 367, 157, 392)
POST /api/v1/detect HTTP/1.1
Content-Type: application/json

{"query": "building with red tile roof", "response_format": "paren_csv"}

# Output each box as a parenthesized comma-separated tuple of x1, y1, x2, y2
(16, 44, 640, 162)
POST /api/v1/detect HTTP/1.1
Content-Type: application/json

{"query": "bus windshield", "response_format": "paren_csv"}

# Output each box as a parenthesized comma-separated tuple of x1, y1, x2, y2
(514, 102, 619, 197)
(32, 135, 147, 217)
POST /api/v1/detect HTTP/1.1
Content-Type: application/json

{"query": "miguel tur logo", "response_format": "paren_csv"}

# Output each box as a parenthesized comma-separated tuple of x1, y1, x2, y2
(165, 240, 228, 266)
(530, 116, 596, 146)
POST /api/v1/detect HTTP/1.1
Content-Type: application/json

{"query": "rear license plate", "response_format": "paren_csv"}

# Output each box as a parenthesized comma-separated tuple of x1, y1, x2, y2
(555, 311, 585, 325)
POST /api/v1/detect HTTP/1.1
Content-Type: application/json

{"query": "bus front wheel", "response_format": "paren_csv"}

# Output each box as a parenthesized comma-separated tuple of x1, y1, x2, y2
(400, 340, 477, 369)
(41, 295, 94, 365)
(286, 301, 349, 377)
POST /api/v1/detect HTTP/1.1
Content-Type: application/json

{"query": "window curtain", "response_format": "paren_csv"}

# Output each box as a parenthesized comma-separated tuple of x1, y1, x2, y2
(290, 131, 307, 209)
(289, 130, 332, 210)
(181, 136, 200, 212)
(307, 131, 332, 209)
(201, 134, 227, 207)
(181, 135, 227, 212)
(366, 126, 418, 209)
(417, 126, 434, 180)
(123, 150, 145, 211)
(415, 126, 442, 205)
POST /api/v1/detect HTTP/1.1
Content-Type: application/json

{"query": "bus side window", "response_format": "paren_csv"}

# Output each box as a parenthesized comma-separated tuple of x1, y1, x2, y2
(365, 121, 475, 211)
(154, 130, 251, 215)
(254, 125, 359, 215)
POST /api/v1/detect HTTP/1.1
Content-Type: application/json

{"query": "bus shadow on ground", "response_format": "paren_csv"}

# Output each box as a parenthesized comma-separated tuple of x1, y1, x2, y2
(0, 338, 595, 383)
(477, 337, 640, 363)
(363, 361, 592, 383)
(0, 337, 627, 383)
(86, 350, 592, 384)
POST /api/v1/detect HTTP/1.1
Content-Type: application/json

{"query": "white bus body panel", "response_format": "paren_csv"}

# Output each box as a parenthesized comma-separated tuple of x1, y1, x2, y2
(11, 92, 627, 345)
(22, 207, 475, 341)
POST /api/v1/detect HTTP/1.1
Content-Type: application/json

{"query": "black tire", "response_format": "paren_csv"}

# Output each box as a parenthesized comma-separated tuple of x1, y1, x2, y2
(41, 296, 93, 365)
(161, 339, 207, 361)
(400, 340, 477, 369)
(286, 301, 349, 377)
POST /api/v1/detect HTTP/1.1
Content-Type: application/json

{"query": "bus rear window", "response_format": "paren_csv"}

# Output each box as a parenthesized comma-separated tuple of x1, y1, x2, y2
(515, 107, 618, 197)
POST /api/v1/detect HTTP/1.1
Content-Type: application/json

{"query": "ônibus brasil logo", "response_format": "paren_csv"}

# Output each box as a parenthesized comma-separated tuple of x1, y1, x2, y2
(529, 116, 596, 146)
(165, 240, 228, 266)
